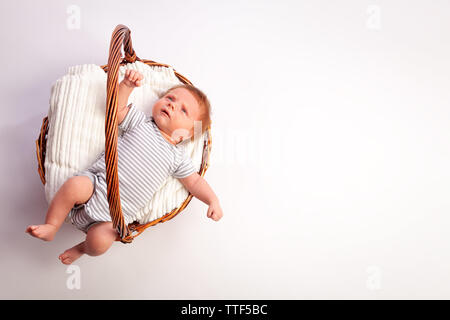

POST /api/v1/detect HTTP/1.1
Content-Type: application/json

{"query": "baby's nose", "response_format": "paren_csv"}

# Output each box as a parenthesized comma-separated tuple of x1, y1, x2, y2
(169, 103, 178, 111)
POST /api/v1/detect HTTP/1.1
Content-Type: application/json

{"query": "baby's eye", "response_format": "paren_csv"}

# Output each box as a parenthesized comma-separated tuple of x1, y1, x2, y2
(182, 108, 187, 114)
(167, 96, 174, 101)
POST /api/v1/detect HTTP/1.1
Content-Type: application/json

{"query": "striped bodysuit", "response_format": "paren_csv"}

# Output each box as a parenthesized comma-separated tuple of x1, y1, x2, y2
(69, 103, 195, 232)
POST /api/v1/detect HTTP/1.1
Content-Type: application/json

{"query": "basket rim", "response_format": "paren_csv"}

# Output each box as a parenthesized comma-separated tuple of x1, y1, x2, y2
(36, 59, 212, 243)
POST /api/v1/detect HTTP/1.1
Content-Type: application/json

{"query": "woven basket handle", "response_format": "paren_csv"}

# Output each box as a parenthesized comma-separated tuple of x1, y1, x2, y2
(105, 24, 140, 243)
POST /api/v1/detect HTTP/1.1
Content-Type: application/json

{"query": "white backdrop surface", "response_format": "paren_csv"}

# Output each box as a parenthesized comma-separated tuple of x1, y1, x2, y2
(0, 0, 449, 299)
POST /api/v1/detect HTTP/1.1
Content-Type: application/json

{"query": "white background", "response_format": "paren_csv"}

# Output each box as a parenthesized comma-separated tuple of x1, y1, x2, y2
(1, 0, 449, 299)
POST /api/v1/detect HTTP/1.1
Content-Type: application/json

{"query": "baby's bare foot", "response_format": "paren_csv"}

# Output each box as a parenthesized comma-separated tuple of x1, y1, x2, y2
(25, 224, 57, 241)
(59, 243, 85, 265)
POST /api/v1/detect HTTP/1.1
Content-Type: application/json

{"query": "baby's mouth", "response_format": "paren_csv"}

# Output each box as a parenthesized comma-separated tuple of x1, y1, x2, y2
(161, 109, 170, 118)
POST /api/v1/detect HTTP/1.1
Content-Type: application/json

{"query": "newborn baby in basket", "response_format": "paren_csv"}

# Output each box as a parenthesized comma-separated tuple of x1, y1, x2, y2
(26, 70, 223, 265)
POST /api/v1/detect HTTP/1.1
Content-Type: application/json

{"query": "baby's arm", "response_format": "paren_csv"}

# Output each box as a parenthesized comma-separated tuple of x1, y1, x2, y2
(179, 173, 223, 221)
(117, 70, 143, 125)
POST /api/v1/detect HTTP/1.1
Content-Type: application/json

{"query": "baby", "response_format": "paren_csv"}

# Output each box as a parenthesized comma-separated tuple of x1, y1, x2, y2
(26, 70, 223, 264)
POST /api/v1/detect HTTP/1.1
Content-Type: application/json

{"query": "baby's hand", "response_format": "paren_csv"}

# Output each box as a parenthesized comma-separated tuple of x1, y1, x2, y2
(122, 70, 143, 88)
(207, 201, 223, 222)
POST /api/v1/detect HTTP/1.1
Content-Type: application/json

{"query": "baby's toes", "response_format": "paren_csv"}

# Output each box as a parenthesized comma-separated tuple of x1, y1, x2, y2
(59, 252, 68, 260)
(31, 227, 44, 238)
(30, 227, 40, 237)
(26, 225, 37, 233)
(61, 257, 73, 265)
(59, 253, 71, 265)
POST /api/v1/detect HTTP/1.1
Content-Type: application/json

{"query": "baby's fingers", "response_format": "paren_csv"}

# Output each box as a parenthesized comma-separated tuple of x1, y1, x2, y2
(125, 70, 134, 79)
(131, 71, 143, 83)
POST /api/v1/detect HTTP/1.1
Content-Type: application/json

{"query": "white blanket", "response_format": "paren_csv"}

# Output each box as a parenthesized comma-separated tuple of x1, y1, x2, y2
(45, 60, 205, 224)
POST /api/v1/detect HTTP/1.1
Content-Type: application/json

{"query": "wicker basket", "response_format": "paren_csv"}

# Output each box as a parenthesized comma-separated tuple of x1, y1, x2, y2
(35, 24, 212, 243)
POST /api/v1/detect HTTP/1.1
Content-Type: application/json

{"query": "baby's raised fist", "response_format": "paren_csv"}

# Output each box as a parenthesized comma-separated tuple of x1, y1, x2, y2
(207, 201, 223, 222)
(123, 70, 143, 88)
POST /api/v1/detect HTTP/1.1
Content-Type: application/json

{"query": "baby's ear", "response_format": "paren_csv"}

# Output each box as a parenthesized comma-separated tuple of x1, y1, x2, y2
(178, 131, 194, 144)
(181, 133, 194, 144)
(172, 128, 191, 144)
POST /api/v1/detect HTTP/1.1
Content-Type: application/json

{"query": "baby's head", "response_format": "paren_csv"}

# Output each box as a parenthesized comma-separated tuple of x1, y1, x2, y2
(152, 84, 211, 144)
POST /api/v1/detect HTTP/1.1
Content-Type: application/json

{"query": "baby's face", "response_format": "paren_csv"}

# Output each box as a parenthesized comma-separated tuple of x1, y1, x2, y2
(152, 87, 201, 143)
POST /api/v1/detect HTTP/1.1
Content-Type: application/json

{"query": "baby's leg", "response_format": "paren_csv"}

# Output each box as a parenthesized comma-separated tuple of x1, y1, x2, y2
(59, 222, 117, 265)
(26, 176, 94, 241)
